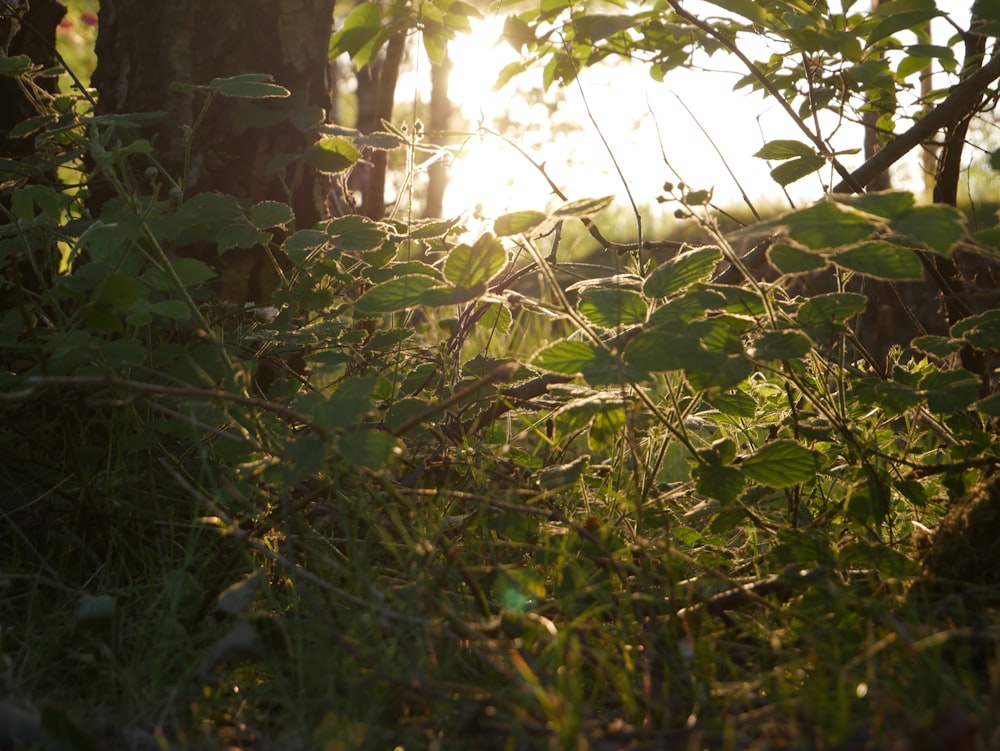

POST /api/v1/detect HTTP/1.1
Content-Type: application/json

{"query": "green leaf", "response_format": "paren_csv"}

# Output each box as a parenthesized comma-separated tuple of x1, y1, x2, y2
(250, 201, 294, 229)
(754, 140, 816, 160)
(330, 2, 384, 64)
(768, 243, 827, 274)
(742, 439, 822, 488)
(419, 283, 486, 306)
(770, 155, 825, 186)
(624, 329, 718, 372)
(354, 275, 440, 313)
(706, 389, 757, 418)
(643, 245, 720, 298)
(207, 73, 290, 99)
(831, 241, 923, 280)
(687, 357, 753, 391)
(444, 233, 508, 287)
(0, 55, 31, 76)
(536, 455, 589, 489)
(703, 0, 773, 26)
(337, 429, 402, 469)
(975, 392, 1000, 418)
(834, 190, 914, 219)
(910, 335, 963, 358)
(750, 331, 813, 360)
(572, 14, 636, 42)
(796, 292, 867, 329)
(889, 205, 964, 255)
(783, 201, 878, 250)
(533, 340, 603, 375)
(919, 371, 981, 413)
(494, 210, 548, 236)
(304, 137, 360, 174)
(326, 215, 390, 251)
(577, 288, 647, 327)
(552, 195, 615, 218)
(693, 464, 744, 504)
(951, 309, 1000, 350)
(147, 300, 192, 321)
(990, 147, 1000, 172)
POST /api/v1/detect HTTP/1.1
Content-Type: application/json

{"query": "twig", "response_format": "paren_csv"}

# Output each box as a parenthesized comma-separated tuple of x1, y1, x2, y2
(664, 0, 864, 193)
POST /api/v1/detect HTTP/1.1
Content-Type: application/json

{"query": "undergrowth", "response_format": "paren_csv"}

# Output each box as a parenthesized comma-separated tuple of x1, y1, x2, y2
(3, 9, 1000, 751)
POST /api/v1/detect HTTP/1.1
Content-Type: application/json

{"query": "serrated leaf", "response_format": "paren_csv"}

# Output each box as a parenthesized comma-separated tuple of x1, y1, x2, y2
(783, 201, 878, 249)
(304, 137, 360, 174)
(336, 429, 401, 469)
(553, 195, 615, 218)
(975, 392, 1000, 418)
(832, 241, 923, 280)
(770, 155, 825, 186)
(250, 201, 294, 229)
(444, 233, 508, 287)
(796, 292, 867, 329)
(910, 335, 963, 358)
(693, 464, 744, 504)
(706, 389, 757, 418)
(951, 309, 1000, 350)
(754, 140, 816, 160)
(354, 275, 440, 313)
(578, 288, 647, 327)
(889, 205, 964, 255)
(572, 13, 636, 42)
(532, 340, 603, 375)
(768, 243, 828, 273)
(643, 245, 720, 298)
(208, 73, 290, 99)
(834, 190, 915, 219)
(920, 371, 981, 413)
(742, 439, 822, 488)
(326, 215, 389, 250)
(494, 210, 548, 236)
(750, 331, 812, 360)
(0, 55, 31, 75)
(216, 223, 268, 252)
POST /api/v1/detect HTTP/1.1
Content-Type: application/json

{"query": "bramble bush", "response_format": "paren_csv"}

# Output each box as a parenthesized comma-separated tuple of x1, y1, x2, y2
(2, 1, 1000, 748)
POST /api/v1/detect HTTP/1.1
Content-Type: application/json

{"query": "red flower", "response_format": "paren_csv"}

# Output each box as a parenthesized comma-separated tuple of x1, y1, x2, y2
(81, 12, 98, 26)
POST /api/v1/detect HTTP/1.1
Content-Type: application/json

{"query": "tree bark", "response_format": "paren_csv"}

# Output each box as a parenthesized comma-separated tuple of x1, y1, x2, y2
(0, 0, 65, 159)
(424, 53, 453, 218)
(92, 0, 336, 302)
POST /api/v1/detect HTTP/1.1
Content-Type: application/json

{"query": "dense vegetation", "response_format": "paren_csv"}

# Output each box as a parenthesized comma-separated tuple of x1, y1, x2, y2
(2, 1, 1000, 749)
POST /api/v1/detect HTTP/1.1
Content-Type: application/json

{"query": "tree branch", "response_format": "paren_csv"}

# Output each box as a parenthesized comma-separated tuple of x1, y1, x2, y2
(833, 52, 1000, 194)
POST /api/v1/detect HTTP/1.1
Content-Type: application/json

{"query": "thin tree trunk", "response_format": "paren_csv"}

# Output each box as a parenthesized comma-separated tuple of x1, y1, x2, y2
(424, 53, 453, 218)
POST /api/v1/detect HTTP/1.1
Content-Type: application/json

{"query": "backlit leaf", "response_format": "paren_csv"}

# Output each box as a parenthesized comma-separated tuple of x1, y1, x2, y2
(832, 241, 923, 280)
(577, 288, 647, 327)
(768, 243, 827, 273)
(208, 73, 290, 99)
(304, 137, 360, 174)
(354, 275, 439, 313)
(643, 245, 720, 298)
(754, 140, 815, 160)
(494, 210, 548, 236)
(444, 233, 508, 287)
(783, 201, 878, 249)
(889, 205, 964, 255)
(533, 340, 603, 375)
(742, 439, 822, 488)
(770, 155, 825, 186)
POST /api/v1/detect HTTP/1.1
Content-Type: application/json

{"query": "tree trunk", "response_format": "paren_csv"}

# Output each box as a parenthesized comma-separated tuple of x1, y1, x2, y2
(349, 30, 406, 219)
(0, 0, 65, 160)
(424, 53, 453, 218)
(92, 0, 336, 302)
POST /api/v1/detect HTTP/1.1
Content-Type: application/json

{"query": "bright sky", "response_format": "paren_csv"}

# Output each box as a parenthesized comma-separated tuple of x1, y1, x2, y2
(427, 1, 976, 223)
